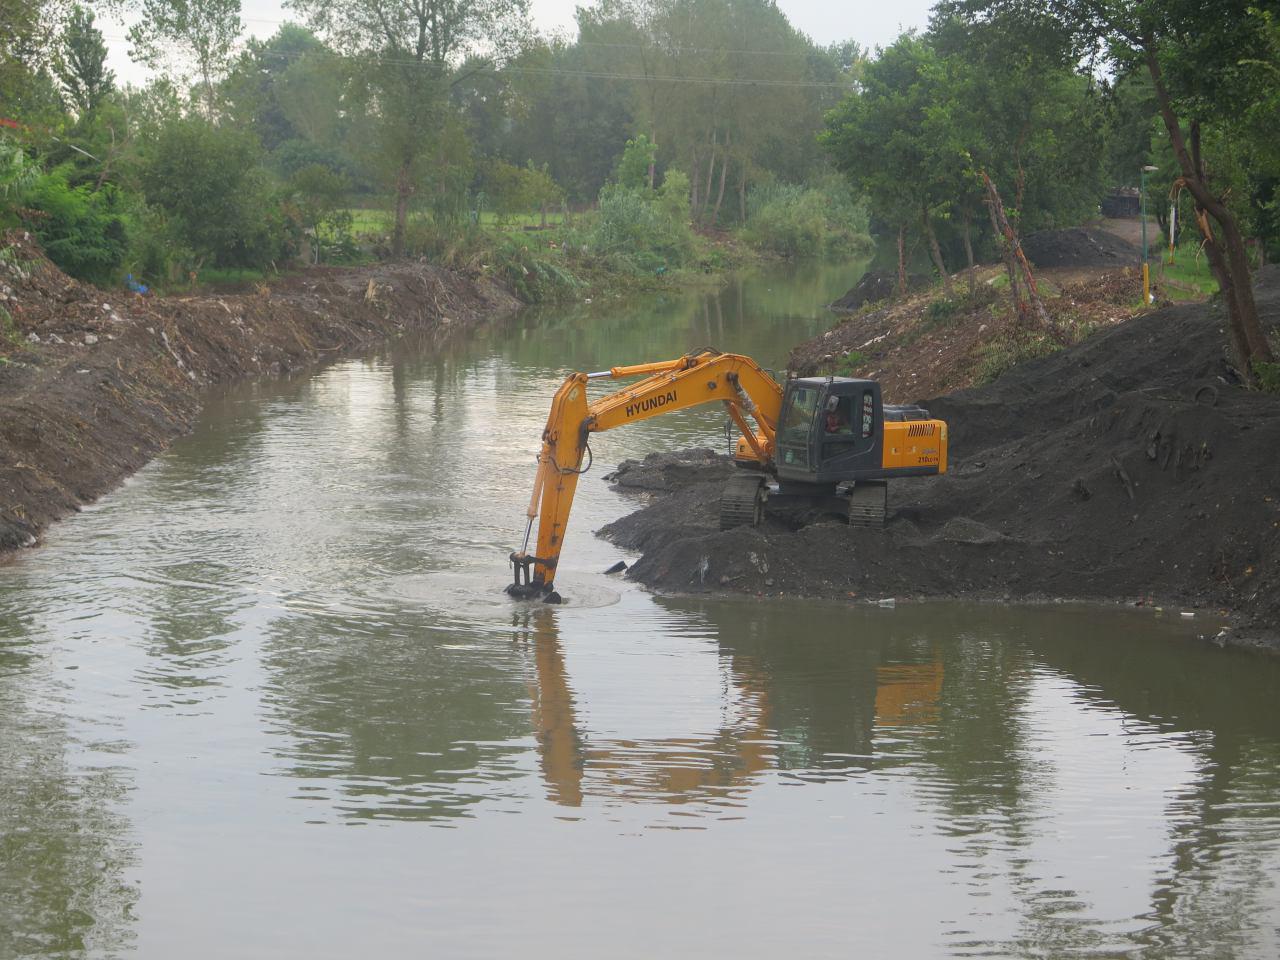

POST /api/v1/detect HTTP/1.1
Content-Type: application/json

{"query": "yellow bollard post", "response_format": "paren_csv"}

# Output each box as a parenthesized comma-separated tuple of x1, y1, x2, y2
(1142, 262, 1150, 304)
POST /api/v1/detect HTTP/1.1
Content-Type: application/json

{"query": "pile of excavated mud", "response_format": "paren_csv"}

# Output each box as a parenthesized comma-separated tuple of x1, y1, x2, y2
(0, 232, 520, 551)
(830, 271, 931, 312)
(790, 267, 1143, 403)
(1022, 226, 1139, 269)
(601, 272, 1280, 650)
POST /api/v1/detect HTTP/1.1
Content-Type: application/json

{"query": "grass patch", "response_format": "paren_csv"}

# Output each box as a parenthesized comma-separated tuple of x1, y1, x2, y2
(1156, 254, 1218, 299)
(0, 305, 21, 348)
(835, 351, 867, 376)
(345, 208, 568, 237)
(1255, 360, 1280, 394)
(197, 266, 270, 286)
(924, 296, 963, 324)
(974, 334, 1061, 384)
(974, 312, 1107, 385)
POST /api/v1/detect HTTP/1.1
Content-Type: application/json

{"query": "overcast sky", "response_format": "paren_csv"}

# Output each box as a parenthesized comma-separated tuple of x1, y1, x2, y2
(100, 0, 937, 88)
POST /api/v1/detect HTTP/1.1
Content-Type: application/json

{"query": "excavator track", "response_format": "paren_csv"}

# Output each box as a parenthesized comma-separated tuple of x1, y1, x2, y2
(720, 475, 765, 530)
(847, 481, 887, 527)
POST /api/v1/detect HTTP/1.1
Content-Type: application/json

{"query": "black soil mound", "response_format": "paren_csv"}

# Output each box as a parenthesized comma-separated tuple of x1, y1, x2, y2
(1022, 227, 1139, 269)
(601, 277, 1280, 650)
(830, 270, 931, 312)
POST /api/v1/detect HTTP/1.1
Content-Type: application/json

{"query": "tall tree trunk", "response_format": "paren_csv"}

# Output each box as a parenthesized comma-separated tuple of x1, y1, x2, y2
(897, 223, 908, 296)
(983, 172, 1064, 342)
(962, 210, 976, 299)
(1144, 48, 1274, 377)
(986, 180, 1023, 323)
(712, 131, 730, 226)
(648, 124, 656, 191)
(391, 158, 413, 259)
(702, 130, 717, 222)
(690, 148, 700, 215)
(922, 205, 955, 297)
(738, 163, 747, 224)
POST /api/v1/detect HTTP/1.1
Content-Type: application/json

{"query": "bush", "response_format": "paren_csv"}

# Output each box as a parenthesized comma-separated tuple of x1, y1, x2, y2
(140, 118, 295, 270)
(489, 233, 582, 302)
(741, 181, 871, 258)
(924, 297, 963, 324)
(588, 176, 694, 271)
(1255, 360, 1280, 394)
(974, 334, 1061, 385)
(23, 167, 128, 285)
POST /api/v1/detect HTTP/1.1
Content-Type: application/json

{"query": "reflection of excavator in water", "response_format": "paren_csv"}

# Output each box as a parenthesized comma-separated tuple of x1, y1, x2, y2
(515, 608, 946, 807)
(507, 348, 948, 602)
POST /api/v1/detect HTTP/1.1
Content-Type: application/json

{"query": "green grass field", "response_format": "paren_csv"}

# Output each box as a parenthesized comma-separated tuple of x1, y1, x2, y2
(1155, 252, 1219, 300)
(344, 208, 567, 235)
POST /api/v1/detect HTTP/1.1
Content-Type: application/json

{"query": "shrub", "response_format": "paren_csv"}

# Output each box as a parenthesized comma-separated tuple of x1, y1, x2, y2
(140, 118, 294, 270)
(589, 178, 693, 270)
(974, 334, 1061, 385)
(1255, 360, 1280, 394)
(741, 180, 871, 258)
(489, 233, 582, 303)
(835, 350, 867, 376)
(23, 167, 128, 285)
(924, 297, 963, 324)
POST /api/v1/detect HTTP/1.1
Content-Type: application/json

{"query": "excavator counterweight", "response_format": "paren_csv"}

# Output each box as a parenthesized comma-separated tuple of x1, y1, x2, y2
(506, 348, 947, 602)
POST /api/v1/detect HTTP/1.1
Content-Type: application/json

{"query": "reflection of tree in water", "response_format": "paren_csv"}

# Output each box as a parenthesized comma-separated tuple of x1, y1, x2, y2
(130, 559, 244, 704)
(491, 260, 860, 374)
(259, 609, 531, 822)
(1028, 623, 1280, 957)
(0, 622, 136, 956)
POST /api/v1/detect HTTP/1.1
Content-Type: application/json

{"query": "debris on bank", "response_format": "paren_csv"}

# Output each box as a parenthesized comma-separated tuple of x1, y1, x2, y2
(601, 271, 1280, 651)
(0, 231, 520, 551)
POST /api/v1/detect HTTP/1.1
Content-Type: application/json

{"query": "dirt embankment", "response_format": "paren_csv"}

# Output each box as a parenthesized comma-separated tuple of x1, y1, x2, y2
(0, 232, 520, 551)
(792, 226, 1145, 402)
(600, 270, 1280, 651)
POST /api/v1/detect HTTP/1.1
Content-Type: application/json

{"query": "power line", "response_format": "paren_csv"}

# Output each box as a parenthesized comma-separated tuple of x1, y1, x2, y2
(100, 32, 854, 89)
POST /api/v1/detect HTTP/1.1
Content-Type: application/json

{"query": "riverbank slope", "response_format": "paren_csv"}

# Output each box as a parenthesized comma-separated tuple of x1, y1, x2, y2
(0, 231, 521, 551)
(601, 269, 1280, 651)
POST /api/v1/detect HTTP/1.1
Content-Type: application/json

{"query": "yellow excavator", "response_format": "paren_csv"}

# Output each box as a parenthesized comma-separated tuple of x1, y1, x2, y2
(507, 348, 948, 602)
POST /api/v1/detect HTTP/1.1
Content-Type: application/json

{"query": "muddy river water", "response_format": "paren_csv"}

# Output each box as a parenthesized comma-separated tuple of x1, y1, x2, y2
(3, 261, 1280, 958)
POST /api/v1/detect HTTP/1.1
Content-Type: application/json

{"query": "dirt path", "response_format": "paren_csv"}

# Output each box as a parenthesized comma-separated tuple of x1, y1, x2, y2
(0, 232, 520, 552)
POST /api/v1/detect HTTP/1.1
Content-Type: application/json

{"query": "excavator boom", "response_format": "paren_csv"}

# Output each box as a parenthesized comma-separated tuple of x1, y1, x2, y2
(506, 348, 948, 603)
(508, 349, 781, 601)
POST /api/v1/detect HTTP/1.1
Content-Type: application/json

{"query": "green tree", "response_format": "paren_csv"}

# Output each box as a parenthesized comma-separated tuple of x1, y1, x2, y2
(822, 36, 957, 293)
(128, 0, 244, 114)
(139, 117, 288, 268)
(942, 0, 1277, 381)
(55, 5, 114, 116)
(287, 0, 530, 257)
(23, 168, 129, 284)
(221, 24, 329, 151)
(289, 162, 348, 261)
(614, 134, 657, 190)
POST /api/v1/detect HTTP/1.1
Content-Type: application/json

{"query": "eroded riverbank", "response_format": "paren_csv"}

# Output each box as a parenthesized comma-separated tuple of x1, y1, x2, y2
(0, 231, 521, 551)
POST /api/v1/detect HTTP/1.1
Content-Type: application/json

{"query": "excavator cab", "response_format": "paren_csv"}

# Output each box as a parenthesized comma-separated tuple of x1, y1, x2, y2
(725, 376, 944, 529)
(775, 378, 886, 483)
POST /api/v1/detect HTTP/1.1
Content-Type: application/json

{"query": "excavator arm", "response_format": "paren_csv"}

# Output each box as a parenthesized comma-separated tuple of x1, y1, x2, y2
(507, 349, 782, 601)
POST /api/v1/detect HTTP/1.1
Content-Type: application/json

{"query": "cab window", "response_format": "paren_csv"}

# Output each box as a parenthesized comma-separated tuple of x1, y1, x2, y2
(781, 387, 817, 440)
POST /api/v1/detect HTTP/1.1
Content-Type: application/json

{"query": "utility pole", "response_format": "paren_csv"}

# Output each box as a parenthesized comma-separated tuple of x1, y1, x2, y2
(1141, 165, 1158, 304)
